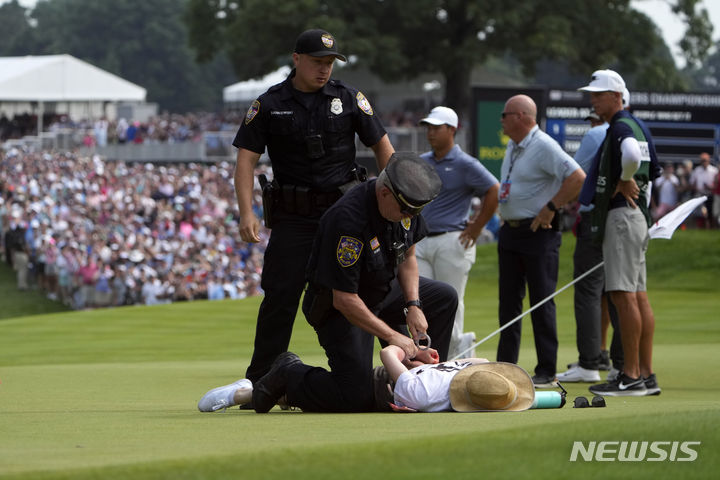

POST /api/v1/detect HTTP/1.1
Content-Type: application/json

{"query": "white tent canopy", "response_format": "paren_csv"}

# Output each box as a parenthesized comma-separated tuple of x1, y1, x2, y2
(0, 54, 146, 102)
(223, 66, 291, 104)
(0, 54, 147, 134)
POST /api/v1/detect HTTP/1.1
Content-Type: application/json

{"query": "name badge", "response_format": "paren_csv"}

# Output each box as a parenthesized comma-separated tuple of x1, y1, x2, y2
(638, 141, 651, 162)
(499, 181, 511, 204)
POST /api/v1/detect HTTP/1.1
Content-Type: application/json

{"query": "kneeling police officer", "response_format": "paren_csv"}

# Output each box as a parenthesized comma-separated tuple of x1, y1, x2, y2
(252, 152, 458, 413)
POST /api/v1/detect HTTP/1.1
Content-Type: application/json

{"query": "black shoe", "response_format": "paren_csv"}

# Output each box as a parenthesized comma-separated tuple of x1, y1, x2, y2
(643, 373, 662, 396)
(589, 372, 647, 397)
(373, 366, 394, 412)
(252, 352, 302, 413)
(598, 350, 611, 371)
(532, 374, 556, 388)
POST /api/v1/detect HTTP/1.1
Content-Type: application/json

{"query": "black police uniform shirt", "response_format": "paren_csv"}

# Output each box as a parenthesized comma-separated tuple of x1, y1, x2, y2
(306, 179, 428, 310)
(233, 69, 386, 191)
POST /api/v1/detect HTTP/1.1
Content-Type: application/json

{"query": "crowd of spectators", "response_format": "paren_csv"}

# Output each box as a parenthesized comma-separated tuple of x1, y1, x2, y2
(1, 148, 269, 309)
(0, 111, 243, 145)
(652, 155, 720, 228)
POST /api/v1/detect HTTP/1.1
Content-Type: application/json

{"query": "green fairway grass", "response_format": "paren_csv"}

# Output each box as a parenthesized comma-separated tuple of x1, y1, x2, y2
(1, 230, 718, 479)
(0, 264, 70, 320)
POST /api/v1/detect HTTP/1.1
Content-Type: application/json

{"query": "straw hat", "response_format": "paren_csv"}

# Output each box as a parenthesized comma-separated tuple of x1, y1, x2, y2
(449, 362, 534, 412)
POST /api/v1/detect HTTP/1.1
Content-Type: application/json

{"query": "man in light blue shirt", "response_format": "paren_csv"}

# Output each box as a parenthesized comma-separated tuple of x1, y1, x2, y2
(496, 94, 585, 387)
(416, 106, 499, 359)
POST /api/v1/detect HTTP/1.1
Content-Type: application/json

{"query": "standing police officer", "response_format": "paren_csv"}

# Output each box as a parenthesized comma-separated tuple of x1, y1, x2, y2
(231, 29, 395, 389)
(250, 153, 458, 413)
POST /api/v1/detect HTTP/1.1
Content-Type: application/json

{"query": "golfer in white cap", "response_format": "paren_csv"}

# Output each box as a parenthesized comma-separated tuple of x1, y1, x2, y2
(415, 106, 500, 360)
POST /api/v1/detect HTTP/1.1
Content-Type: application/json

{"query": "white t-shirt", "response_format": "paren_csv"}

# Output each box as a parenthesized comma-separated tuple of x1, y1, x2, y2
(393, 360, 475, 412)
(654, 174, 679, 206)
(690, 165, 719, 194)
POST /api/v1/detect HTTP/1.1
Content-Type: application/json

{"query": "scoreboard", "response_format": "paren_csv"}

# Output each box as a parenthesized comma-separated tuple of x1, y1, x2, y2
(472, 86, 720, 178)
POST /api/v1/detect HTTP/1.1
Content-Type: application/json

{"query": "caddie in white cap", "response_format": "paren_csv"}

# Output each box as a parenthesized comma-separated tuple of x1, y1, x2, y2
(575, 69, 662, 398)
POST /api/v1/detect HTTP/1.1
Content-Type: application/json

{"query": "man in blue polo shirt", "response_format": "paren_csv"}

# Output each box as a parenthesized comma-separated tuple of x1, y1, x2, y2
(415, 106, 499, 359)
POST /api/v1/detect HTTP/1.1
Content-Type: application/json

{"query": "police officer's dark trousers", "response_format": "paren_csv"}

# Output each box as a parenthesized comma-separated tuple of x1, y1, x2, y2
(285, 277, 456, 412)
(245, 212, 321, 382)
(496, 222, 560, 378)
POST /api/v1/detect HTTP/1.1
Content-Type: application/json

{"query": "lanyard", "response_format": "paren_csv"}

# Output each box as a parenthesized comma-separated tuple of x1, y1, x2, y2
(503, 129, 538, 183)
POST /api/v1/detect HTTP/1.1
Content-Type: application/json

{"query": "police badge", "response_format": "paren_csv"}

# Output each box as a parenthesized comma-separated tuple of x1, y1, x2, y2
(330, 98, 343, 115)
(401, 218, 412, 231)
(336, 235, 363, 267)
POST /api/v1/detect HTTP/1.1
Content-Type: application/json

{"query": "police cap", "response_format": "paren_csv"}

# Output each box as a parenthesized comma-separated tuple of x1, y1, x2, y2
(294, 29, 347, 62)
(382, 152, 442, 216)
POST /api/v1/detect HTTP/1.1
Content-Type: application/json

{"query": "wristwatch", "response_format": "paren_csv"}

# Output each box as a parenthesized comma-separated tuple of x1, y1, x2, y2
(546, 200, 558, 213)
(403, 299, 422, 316)
(404, 299, 423, 310)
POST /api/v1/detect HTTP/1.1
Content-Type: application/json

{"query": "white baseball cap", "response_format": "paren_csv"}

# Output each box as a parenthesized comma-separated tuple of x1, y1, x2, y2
(578, 69, 626, 93)
(623, 87, 630, 107)
(419, 106, 458, 128)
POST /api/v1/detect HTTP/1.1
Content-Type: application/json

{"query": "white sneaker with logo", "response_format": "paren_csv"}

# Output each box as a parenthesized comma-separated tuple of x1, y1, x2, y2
(198, 378, 252, 412)
(556, 365, 601, 382)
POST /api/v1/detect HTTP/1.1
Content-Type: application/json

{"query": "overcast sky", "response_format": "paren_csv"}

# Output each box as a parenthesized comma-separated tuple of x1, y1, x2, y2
(631, 0, 719, 67)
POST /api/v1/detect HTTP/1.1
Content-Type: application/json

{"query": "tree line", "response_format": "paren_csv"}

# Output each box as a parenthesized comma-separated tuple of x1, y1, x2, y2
(1, 0, 716, 116)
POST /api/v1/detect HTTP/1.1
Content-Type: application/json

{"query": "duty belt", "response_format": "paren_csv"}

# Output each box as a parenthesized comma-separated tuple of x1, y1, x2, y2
(280, 184, 342, 216)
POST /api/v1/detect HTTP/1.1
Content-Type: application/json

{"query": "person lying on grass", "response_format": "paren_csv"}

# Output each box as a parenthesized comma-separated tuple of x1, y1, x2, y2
(198, 345, 533, 413)
(377, 345, 534, 412)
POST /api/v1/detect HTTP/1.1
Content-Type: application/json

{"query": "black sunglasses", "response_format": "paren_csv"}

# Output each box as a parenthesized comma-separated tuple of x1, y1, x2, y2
(501, 111, 522, 119)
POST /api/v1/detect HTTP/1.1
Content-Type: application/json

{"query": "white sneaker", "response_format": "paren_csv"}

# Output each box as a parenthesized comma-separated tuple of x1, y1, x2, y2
(556, 365, 601, 383)
(460, 332, 476, 358)
(607, 368, 620, 382)
(198, 378, 252, 412)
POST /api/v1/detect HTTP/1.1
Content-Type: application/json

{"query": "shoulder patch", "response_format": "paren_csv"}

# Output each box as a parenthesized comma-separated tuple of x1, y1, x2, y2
(401, 218, 412, 231)
(245, 100, 260, 125)
(356, 92, 374, 116)
(336, 235, 363, 267)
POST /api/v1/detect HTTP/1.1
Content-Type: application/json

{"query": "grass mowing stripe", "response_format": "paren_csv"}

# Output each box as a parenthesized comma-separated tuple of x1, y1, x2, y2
(1, 409, 716, 480)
